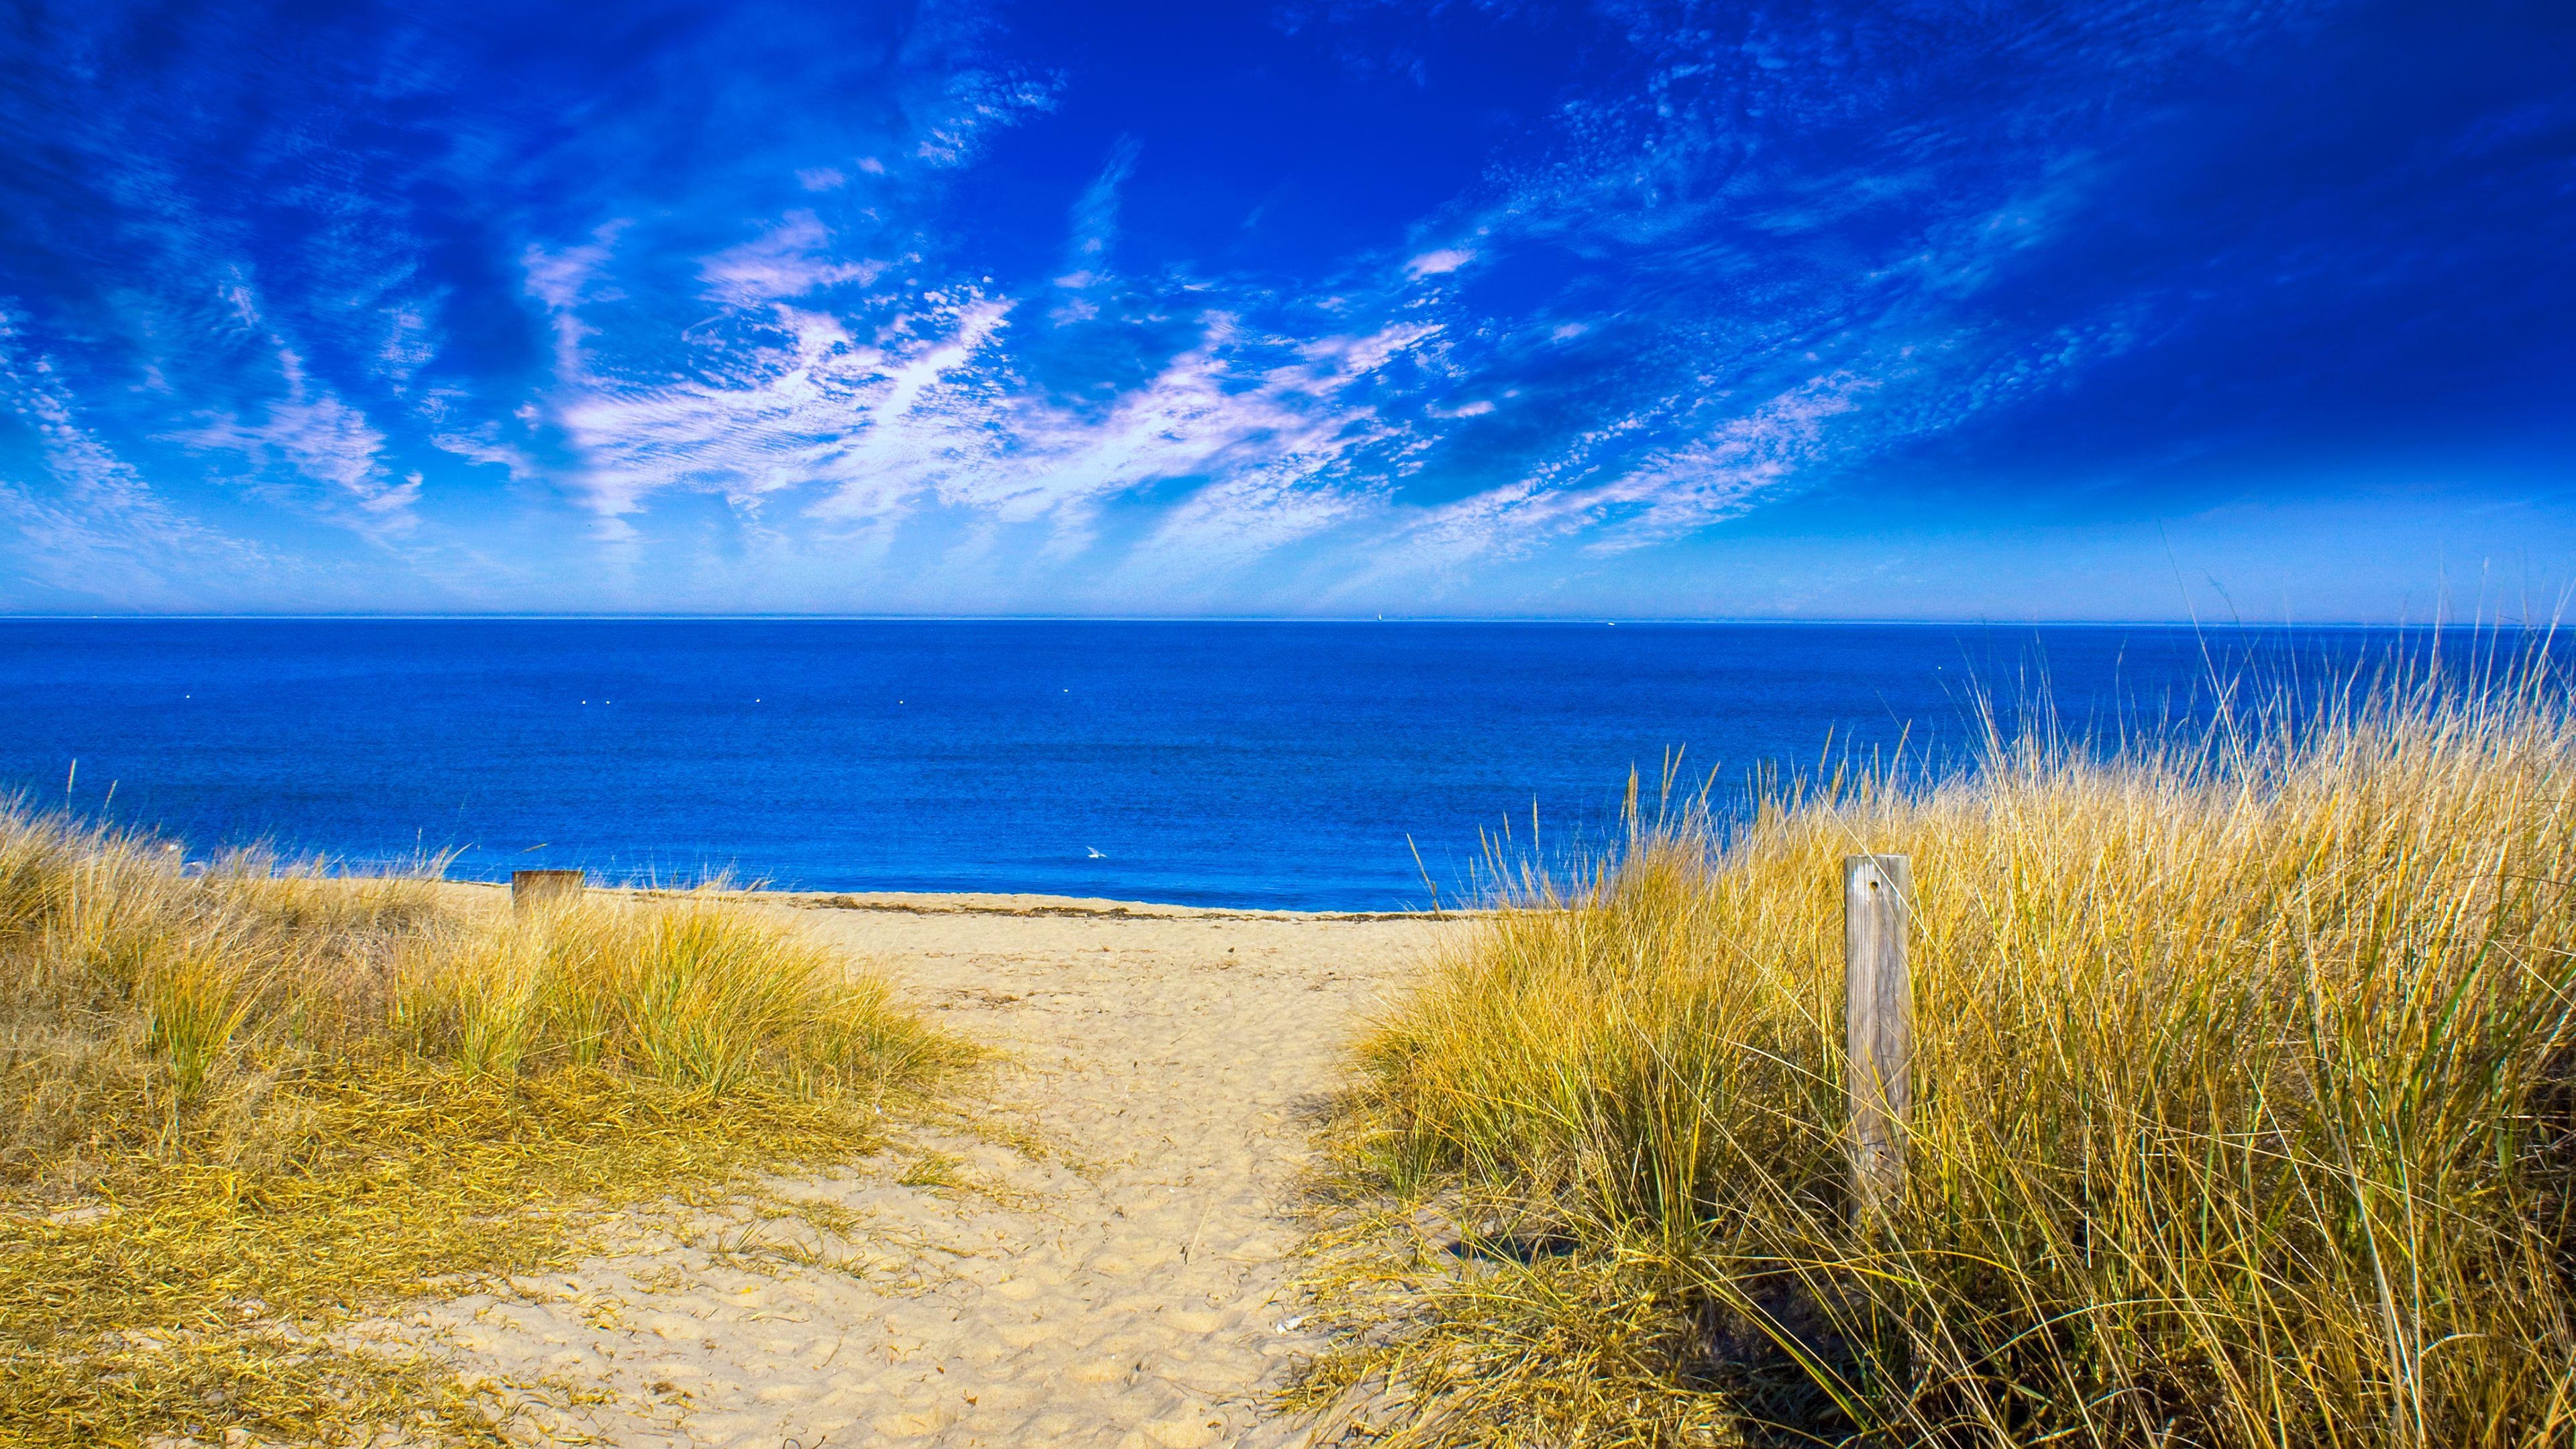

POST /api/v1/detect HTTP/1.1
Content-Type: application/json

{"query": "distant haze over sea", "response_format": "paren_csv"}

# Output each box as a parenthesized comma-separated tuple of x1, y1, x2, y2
(0, 620, 2533, 910)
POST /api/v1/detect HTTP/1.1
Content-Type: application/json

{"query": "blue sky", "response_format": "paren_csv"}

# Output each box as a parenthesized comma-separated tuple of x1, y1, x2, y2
(0, 0, 2569, 619)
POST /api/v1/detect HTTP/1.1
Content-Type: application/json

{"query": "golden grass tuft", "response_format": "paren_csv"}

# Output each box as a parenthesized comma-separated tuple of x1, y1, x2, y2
(0, 812, 970, 1447)
(1303, 657, 2576, 1447)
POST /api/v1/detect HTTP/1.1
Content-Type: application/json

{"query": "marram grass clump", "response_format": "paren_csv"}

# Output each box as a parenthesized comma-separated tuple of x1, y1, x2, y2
(0, 813, 969, 1448)
(1303, 665, 2576, 1448)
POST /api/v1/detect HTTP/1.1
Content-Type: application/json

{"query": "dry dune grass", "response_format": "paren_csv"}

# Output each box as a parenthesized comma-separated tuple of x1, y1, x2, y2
(0, 815, 968, 1448)
(1303, 659, 2576, 1447)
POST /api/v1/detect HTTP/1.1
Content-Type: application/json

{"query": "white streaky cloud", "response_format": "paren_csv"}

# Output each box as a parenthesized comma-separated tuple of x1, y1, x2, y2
(1136, 418, 1413, 572)
(913, 69, 1059, 168)
(550, 290, 1015, 528)
(796, 166, 848, 191)
(922, 319, 1435, 541)
(1399, 374, 1870, 567)
(523, 223, 629, 380)
(539, 188, 1446, 566)
(1576, 380, 1868, 545)
(700, 213, 883, 303)
(1297, 321, 1442, 377)
(267, 392, 411, 514)
(813, 300, 1021, 525)
(1067, 137, 1142, 266)
(0, 321, 266, 603)
(0, 326, 160, 521)
(220, 280, 263, 330)
(979, 336, 1319, 527)
(183, 337, 417, 523)
(377, 304, 436, 389)
(429, 426, 543, 484)
(521, 227, 623, 311)
(1405, 247, 1477, 278)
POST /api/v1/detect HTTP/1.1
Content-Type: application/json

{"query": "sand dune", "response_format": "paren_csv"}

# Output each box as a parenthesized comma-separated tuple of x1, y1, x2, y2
(377, 892, 1451, 1447)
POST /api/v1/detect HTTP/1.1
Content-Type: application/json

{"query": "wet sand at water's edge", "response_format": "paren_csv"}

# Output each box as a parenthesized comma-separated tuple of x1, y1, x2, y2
(371, 890, 1455, 1448)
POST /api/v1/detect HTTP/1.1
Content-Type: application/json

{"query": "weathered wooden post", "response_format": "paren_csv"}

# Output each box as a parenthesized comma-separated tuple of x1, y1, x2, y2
(511, 869, 586, 912)
(1843, 853, 1912, 1224)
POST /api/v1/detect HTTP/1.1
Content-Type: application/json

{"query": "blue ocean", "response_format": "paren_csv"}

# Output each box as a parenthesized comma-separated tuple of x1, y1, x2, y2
(0, 620, 2463, 910)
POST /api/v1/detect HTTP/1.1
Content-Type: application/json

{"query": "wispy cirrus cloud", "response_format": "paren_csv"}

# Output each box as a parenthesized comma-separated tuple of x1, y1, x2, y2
(912, 68, 1061, 168)
(537, 226, 1436, 566)
(700, 213, 888, 305)
(1422, 375, 1875, 563)
(0, 315, 269, 605)
(180, 327, 417, 526)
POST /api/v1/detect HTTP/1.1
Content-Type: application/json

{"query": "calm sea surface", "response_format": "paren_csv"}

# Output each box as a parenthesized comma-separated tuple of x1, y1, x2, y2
(0, 620, 2472, 909)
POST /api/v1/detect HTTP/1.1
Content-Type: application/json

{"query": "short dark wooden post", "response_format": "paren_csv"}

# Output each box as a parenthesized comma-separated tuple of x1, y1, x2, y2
(1843, 854, 1913, 1224)
(512, 869, 586, 912)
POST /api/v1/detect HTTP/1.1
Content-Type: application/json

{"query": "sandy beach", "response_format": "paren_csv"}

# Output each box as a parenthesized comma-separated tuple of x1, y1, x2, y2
(374, 889, 1454, 1448)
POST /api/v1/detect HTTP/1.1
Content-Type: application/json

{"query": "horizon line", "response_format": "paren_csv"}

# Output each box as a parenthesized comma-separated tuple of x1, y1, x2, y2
(0, 612, 2553, 630)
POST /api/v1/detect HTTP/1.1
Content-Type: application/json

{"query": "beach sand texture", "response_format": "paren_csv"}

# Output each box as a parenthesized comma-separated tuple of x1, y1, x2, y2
(379, 893, 1450, 1448)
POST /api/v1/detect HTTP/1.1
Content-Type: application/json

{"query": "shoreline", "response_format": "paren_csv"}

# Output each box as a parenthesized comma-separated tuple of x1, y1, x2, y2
(447, 877, 1462, 923)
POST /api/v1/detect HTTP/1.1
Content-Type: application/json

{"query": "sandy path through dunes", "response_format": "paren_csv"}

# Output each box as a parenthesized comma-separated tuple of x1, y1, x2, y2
(402, 894, 1450, 1448)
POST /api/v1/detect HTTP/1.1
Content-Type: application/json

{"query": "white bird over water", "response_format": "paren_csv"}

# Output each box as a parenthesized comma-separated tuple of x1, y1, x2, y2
(1087, 847, 1106, 859)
